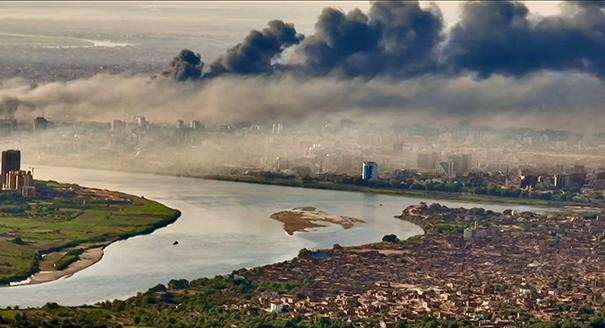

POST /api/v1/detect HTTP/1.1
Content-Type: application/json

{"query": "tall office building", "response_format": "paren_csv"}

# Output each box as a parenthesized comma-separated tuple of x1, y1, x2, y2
(134, 116, 148, 128)
(190, 120, 203, 130)
(272, 123, 283, 135)
(1, 149, 20, 187)
(460, 154, 472, 173)
(439, 161, 455, 177)
(4, 170, 33, 192)
(447, 154, 472, 175)
(33, 116, 49, 130)
(0, 119, 17, 136)
(554, 174, 570, 189)
(362, 161, 378, 181)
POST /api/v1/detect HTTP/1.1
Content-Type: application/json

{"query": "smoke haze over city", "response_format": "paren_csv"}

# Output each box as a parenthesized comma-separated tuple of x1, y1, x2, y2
(0, 1, 604, 175)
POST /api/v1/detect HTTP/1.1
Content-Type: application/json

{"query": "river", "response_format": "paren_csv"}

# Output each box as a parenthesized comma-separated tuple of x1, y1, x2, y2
(1, 166, 541, 307)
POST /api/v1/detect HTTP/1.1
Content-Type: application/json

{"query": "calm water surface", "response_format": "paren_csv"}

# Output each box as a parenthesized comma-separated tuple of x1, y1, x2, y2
(1, 166, 541, 307)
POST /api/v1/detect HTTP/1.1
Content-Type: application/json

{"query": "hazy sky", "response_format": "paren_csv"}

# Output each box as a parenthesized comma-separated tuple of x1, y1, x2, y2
(0, 1, 570, 59)
(0, 1, 565, 34)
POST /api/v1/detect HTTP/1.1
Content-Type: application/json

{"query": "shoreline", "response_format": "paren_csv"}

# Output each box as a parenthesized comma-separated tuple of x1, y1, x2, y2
(25, 162, 592, 209)
(12, 246, 106, 286)
(204, 174, 589, 209)
(2, 200, 182, 287)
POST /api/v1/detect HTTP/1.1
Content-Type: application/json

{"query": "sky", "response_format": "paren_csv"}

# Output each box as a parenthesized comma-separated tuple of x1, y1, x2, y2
(0, 1, 566, 34)
(0, 1, 572, 60)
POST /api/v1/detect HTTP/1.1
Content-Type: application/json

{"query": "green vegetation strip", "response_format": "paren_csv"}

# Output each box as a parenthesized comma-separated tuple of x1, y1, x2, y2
(0, 181, 180, 285)
(205, 174, 576, 207)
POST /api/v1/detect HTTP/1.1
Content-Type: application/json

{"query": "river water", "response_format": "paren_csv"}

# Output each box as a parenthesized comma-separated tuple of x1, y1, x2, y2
(1, 166, 540, 307)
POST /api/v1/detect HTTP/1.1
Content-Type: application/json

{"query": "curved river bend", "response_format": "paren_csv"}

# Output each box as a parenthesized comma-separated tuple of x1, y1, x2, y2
(1, 166, 541, 307)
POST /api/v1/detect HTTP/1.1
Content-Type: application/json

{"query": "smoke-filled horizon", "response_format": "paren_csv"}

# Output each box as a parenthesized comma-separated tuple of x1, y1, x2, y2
(2, 71, 604, 132)
(1, 1, 605, 132)
(166, 1, 605, 80)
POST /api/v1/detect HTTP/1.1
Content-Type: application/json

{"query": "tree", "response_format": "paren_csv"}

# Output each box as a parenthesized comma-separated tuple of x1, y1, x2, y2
(298, 248, 312, 258)
(382, 234, 399, 243)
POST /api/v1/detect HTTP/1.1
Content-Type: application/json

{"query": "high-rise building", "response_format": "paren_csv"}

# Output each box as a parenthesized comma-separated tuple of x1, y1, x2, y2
(362, 161, 378, 181)
(460, 154, 472, 173)
(111, 120, 126, 132)
(438, 161, 455, 177)
(554, 174, 570, 189)
(1, 149, 20, 187)
(33, 116, 48, 130)
(0, 119, 17, 136)
(134, 116, 148, 128)
(447, 154, 472, 175)
(190, 120, 203, 130)
(4, 170, 34, 196)
(417, 152, 439, 170)
(272, 123, 283, 135)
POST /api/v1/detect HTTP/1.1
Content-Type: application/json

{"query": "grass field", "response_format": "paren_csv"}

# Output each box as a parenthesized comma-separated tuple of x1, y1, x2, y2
(0, 181, 180, 285)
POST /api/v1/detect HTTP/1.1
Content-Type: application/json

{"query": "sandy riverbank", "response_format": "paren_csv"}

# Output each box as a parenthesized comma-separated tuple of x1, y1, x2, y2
(270, 206, 365, 235)
(12, 246, 105, 286)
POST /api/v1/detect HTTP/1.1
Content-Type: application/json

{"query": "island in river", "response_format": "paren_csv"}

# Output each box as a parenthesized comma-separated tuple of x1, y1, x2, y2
(0, 180, 180, 286)
(270, 207, 365, 235)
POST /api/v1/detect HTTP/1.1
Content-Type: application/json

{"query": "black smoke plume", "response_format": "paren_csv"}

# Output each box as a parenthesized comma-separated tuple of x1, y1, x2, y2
(207, 20, 303, 77)
(165, 20, 302, 80)
(290, 1, 443, 78)
(165, 1, 605, 81)
(443, 1, 605, 78)
(164, 49, 203, 81)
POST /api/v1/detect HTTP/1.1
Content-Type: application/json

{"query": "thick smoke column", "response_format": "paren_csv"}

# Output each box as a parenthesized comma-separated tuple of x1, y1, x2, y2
(165, 1, 605, 81)
(164, 2, 443, 79)
(165, 20, 302, 80)
(164, 49, 203, 81)
(290, 1, 443, 78)
(207, 20, 303, 77)
(443, 1, 605, 78)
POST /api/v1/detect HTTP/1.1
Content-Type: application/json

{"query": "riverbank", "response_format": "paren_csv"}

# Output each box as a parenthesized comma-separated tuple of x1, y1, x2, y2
(2, 203, 604, 327)
(0, 180, 181, 286)
(13, 207, 181, 286)
(205, 174, 588, 208)
(19, 247, 104, 286)
(25, 162, 595, 209)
